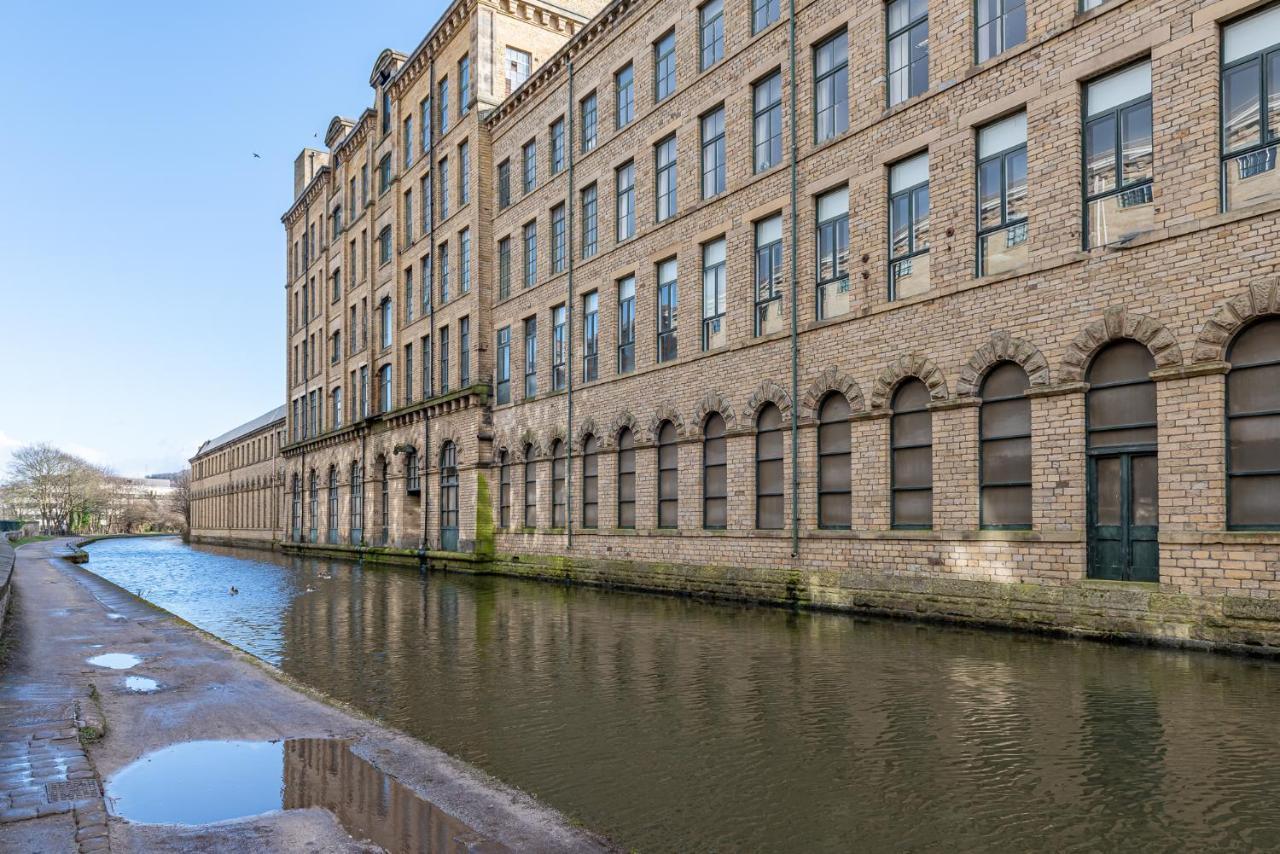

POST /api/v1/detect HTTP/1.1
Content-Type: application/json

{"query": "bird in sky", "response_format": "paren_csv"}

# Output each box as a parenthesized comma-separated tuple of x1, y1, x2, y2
(252, 153, 261, 158)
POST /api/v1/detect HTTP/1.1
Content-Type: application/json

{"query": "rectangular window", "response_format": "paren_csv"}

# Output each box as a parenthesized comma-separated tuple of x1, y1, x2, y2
(439, 241, 450, 303)
(439, 156, 449, 219)
(702, 238, 727, 350)
(439, 325, 450, 394)
(618, 276, 636, 374)
(496, 326, 511, 404)
(404, 189, 413, 244)
(701, 107, 726, 198)
(552, 304, 567, 391)
(616, 64, 635, 128)
(581, 184, 598, 258)
(458, 54, 470, 116)
(381, 89, 391, 135)
(506, 47, 532, 92)
(1222, 6, 1280, 212)
(976, 0, 1026, 63)
(498, 160, 511, 209)
(378, 226, 392, 264)
(524, 316, 538, 398)
(459, 316, 470, 386)
(700, 0, 724, 70)
(583, 291, 599, 382)
(459, 228, 471, 293)
(380, 297, 392, 349)
(333, 387, 343, 429)
(755, 215, 784, 335)
(421, 174, 432, 230)
(753, 0, 780, 33)
(977, 111, 1029, 276)
(581, 91, 598, 152)
(498, 236, 512, 300)
(523, 220, 538, 287)
(887, 0, 929, 106)
(421, 251, 432, 311)
(552, 203, 566, 273)
(616, 161, 635, 241)
(657, 258, 678, 362)
(889, 154, 930, 299)
(523, 139, 537, 193)
(359, 365, 369, 418)
(458, 140, 470, 206)
(404, 115, 414, 167)
(438, 77, 449, 135)
(814, 32, 849, 142)
(655, 135, 677, 222)
(753, 72, 783, 173)
(654, 30, 676, 101)
(378, 154, 392, 194)
(421, 96, 431, 151)
(550, 117, 565, 174)
(404, 267, 414, 324)
(1084, 62, 1154, 248)
(405, 343, 414, 401)
(422, 333, 433, 397)
(361, 163, 369, 205)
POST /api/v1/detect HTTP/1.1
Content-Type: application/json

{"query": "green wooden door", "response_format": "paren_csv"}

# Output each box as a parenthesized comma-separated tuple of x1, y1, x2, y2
(1088, 452, 1159, 582)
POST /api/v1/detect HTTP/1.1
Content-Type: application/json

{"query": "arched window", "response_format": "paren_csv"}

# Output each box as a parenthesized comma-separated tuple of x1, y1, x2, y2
(891, 379, 932, 528)
(308, 469, 318, 543)
(524, 445, 538, 528)
(756, 404, 784, 529)
(498, 451, 512, 529)
(551, 439, 567, 528)
(290, 474, 301, 542)
(582, 436, 599, 528)
(378, 364, 393, 414)
(378, 457, 390, 545)
(1087, 341, 1157, 450)
(617, 429, 636, 529)
(703, 414, 727, 529)
(406, 448, 420, 493)
(1227, 318, 1280, 528)
(817, 393, 851, 529)
(980, 362, 1031, 528)
(350, 462, 364, 544)
(327, 467, 338, 544)
(440, 442, 459, 549)
(657, 421, 679, 528)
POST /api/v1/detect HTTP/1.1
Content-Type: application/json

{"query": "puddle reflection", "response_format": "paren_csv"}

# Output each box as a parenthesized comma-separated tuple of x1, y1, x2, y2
(87, 653, 140, 670)
(123, 676, 159, 693)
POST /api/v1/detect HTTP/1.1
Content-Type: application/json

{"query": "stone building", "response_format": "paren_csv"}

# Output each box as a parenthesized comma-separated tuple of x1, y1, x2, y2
(189, 406, 287, 547)
(203, 0, 1280, 649)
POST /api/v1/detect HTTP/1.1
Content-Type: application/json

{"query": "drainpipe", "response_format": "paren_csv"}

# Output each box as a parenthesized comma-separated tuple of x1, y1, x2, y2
(422, 54, 437, 556)
(787, 0, 800, 559)
(300, 198, 311, 548)
(565, 56, 576, 549)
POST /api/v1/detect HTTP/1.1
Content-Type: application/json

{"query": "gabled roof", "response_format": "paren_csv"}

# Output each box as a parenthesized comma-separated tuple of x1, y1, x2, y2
(194, 405, 287, 459)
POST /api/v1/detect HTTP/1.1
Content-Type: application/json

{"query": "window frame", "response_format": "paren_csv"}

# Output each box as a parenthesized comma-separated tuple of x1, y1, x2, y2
(702, 238, 727, 351)
(654, 30, 677, 102)
(753, 72, 783, 174)
(890, 379, 934, 529)
(655, 134, 678, 222)
(976, 114, 1029, 277)
(496, 325, 512, 404)
(1226, 318, 1280, 530)
(701, 106, 726, 199)
(1082, 61, 1154, 249)
(975, 0, 1026, 64)
(616, 63, 635, 128)
(888, 154, 930, 299)
(979, 362, 1033, 530)
(618, 275, 636, 374)
(886, 0, 929, 107)
(754, 215, 784, 336)
(700, 0, 725, 71)
(814, 31, 849, 143)
(656, 258, 679, 363)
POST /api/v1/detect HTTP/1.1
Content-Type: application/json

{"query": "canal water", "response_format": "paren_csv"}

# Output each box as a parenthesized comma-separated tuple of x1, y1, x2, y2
(83, 536, 1280, 852)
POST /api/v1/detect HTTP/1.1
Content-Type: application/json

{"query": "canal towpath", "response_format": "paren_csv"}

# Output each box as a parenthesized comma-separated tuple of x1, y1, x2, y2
(0, 537, 613, 853)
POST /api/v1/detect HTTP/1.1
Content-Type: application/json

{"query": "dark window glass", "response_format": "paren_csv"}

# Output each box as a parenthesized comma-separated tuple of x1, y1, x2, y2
(756, 404, 785, 529)
(818, 393, 851, 528)
(976, 0, 1026, 63)
(887, 0, 929, 106)
(657, 422, 679, 528)
(814, 32, 848, 142)
(439, 443, 458, 548)
(891, 379, 932, 528)
(753, 73, 783, 173)
(499, 451, 511, 529)
(617, 429, 636, 528)
(1086, 340, 1157, 449)
(701, 0, 724, 70)
(582, 436, 599, 528)
(703, 414, 727, 529)
(1227, 318, 1280, 528)
(654, 30, 676, 101)
(980, 362, 1032, 528)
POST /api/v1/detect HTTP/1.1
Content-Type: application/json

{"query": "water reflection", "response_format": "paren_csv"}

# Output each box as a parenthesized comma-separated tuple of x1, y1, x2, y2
(84, 537, 1280, 852)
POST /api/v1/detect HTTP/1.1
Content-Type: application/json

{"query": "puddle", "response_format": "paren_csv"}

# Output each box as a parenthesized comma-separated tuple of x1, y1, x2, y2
(106, 738, 502, 851)
(106, 613, 127, 621)
(124, 677, 159, 693)
(87, 653, 141, 670)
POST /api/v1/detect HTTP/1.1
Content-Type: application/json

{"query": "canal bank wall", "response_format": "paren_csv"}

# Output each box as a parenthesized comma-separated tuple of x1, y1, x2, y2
(265, 538, 1280, 656)
(0, 538, 13, 639)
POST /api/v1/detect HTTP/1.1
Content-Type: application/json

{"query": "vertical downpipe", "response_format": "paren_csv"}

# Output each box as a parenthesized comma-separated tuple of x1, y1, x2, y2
(565, 57, 576, 550)
(423, 55, 438, 555)
(787, 0, 800, 559)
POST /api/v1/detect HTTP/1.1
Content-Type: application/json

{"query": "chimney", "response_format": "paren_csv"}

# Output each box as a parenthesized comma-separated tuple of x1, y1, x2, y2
(293, 148, 330, 198)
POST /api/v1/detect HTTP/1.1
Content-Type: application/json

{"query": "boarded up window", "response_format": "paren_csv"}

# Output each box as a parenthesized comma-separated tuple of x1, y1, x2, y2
(703, 414, 727, 528)
(817, 393, 851, 528)
(756, 404, 784, 529)
(1228, 318, 1280, 528)
(551, 440, 567, 527)
(524, 446, 537, 528)
(980, 362, 1031, 528)
(891, 379, 932, 527)
(617, 429, 636, 528)
(582, 435, 599, 529)
(657, 422, 679, 528)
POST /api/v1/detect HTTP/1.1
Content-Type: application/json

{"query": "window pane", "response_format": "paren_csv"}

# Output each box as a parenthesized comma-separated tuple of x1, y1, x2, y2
(981, 398, 1030, 439)
(1223, 61, 1261, 153)
(1004, 148, 1028, 221)
(1229, 475, 1280, 527)
(1230, 414, 1280, 472)
(1088, 185, 1156, 248)
(1094, 456, 1122, 526)
(894, 446, 931, 488)
(894, 490, 932, 527)
(1121, 102, 1153, 184)
(983, 484, 1030, 527)
(1088, 383, 1157, 430)
(894, 410, 931, 445)
(1229, 318, 1280, 365)
(1270, 51, 1280, 142)
(982, 436, 1031, 483)
(978, 158, 1003, 229)
(1086, 115, 1117, 196)
(982, 361, 1030, 399)
(819, 454, 851, 493)
(1088, 340, 1156, 385)
(818, 420, 850, 455)
(820, 493, 851, 528)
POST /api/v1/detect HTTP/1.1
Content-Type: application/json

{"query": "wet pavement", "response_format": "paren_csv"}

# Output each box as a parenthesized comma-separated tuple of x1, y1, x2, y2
(0, 538, 610, 853)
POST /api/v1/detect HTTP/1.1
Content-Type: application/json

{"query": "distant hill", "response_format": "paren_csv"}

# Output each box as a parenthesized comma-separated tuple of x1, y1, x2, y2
(146, 471, 185, 481)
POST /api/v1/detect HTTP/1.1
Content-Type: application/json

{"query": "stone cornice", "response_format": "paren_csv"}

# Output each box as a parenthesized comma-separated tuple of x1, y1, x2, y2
(333, 109, 375, 162)
(281, 165, 332, 226)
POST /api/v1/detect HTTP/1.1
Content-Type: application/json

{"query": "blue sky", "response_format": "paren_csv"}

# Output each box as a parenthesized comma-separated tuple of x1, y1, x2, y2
(0, 0, 445, 477)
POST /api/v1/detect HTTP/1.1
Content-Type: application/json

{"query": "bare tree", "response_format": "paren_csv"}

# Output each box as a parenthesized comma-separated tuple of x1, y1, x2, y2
(170, 470, 192, 540)
(4, 444, 113, 533)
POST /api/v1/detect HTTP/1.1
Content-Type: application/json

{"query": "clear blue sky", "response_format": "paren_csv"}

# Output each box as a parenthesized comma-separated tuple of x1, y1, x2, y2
(0, 0, 446, 477)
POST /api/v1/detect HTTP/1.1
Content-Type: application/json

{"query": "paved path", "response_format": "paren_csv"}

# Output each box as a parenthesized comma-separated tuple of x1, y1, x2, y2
(0, 538, 611, 853)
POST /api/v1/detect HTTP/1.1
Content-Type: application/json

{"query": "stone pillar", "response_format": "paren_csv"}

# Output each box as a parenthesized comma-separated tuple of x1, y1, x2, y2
(598, 446, 618, 530)
(1026, 383, 1086, 536)
(794, 422, 818, 533)
(537, 456, 552, 530)
(1152, 363, 1228, 532)
(851, 411, 891, 530)
(725, 430, 752, 530)
(635, 441, 657, 531)
(929, 398, 980, 531)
